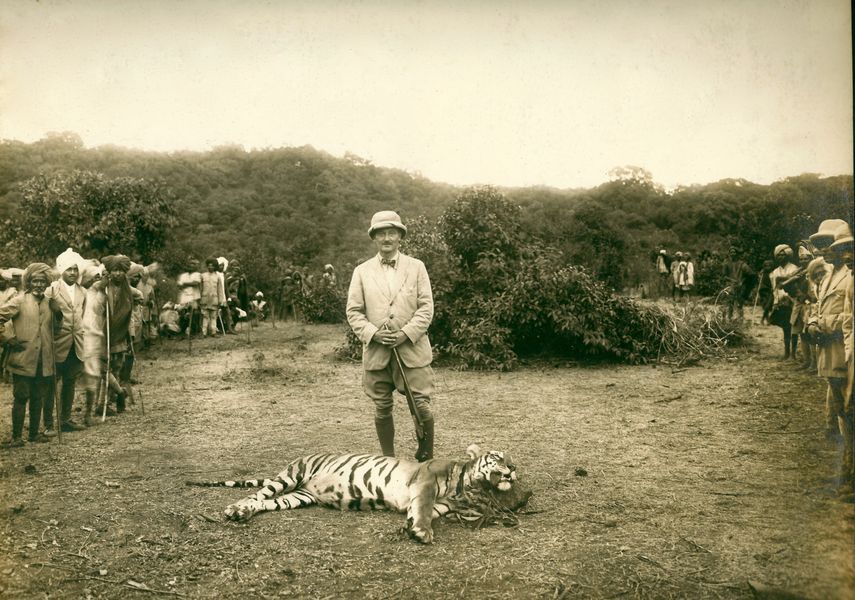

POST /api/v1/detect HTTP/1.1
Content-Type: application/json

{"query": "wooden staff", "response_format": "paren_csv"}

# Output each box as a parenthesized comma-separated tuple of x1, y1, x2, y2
(101, 288, 111, 423)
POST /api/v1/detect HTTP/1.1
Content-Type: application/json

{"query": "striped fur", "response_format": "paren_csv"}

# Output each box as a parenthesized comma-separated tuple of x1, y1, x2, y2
(186, 444, 517, 544)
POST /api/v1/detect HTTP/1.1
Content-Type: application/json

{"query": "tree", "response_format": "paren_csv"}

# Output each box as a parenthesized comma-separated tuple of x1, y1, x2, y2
(1, 170, 177, 263)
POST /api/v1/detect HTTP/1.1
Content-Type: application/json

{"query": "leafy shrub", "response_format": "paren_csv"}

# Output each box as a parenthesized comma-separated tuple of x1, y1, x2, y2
(298, 283, 346, 324)
(390, 187, 744, 370)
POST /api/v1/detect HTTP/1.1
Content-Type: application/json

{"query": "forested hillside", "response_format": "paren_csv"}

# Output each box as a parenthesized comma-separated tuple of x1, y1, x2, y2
(1, 132, 852, 295)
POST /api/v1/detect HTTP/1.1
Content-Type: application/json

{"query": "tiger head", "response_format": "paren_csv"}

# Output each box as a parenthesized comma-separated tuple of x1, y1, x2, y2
(466, 444, 518, 492)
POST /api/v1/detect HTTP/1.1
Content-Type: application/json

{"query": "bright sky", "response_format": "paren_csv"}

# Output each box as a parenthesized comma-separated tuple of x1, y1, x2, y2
(0, 0, 852, 189)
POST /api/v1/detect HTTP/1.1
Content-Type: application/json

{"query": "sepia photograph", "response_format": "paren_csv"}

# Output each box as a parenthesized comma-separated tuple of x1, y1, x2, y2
(0, 1, 853, 598)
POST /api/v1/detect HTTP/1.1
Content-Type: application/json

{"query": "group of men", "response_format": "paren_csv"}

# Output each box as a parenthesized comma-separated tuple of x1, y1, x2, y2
(654, 250, 696, 299)
(0, 251, 148, 446)
(764, 219, 854, 487)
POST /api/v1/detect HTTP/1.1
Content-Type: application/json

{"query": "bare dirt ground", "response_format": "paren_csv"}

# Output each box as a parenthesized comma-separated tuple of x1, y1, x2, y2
(1, 316, 853, 599)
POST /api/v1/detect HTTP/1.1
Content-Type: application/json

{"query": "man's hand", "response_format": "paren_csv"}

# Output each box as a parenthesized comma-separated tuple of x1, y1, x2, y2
(372, 329, 407, 347)
(5, 336, 24, 352)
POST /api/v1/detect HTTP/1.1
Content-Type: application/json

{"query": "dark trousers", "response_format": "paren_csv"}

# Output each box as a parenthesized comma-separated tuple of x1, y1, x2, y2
(55, 346, 83, 425)
(12, 371, 52, 440)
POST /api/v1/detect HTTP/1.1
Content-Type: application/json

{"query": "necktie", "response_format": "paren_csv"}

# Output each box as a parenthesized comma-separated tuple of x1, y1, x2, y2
(381, 258, 396, 268)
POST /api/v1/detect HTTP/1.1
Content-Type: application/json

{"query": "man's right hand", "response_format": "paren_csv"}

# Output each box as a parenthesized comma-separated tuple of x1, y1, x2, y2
(5, 336, 24, 352)
(372, 329, 399, 347)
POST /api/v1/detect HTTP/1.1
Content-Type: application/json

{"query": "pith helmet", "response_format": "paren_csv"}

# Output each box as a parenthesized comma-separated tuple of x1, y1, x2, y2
(829, 222, 854, 250)
(368, 211, 407, 238)
(809, 219, 849, 247)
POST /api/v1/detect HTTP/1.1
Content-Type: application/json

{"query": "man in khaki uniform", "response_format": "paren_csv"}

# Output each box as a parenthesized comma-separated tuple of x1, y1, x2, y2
(346, 211, 436, 461)
(807, 223, 853, 483)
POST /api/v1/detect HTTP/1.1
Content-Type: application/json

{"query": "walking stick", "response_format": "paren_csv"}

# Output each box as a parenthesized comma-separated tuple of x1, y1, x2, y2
(270, 300, 276, 329)
(102, 288, 111, 423)
(749, 283, 761, 325)
(52, 368, 61, 444)
(382, 324, 425, 443)
(217, 310, 226, 335)
(391, 346, 426, 443)
(187, 305, 193, 354)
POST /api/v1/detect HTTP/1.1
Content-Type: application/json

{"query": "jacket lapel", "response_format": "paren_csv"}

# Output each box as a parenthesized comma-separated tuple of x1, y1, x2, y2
(367, 257, 392, 301)
(389, 254, 412, 302)
(820, 267, 849, 305)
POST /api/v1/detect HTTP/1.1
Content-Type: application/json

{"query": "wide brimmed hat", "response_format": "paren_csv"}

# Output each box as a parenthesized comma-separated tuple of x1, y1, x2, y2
(829, 222, 854, 250)
(809, 219, 849, 247)
(368, 211, 407, 238)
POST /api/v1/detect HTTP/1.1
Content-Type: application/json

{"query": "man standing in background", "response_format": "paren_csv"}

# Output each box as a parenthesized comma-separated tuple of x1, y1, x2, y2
(47, 248, 87, 432)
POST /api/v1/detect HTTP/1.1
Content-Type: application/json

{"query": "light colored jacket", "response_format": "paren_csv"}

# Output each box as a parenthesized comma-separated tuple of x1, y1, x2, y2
(46, 280, 86, 363)
(200, 271, 226, 308)
(82, 284, 143, 377)
(809, 265, 851, 377)
(346, 253, 433, 370)
(843, 275, 853, 365)
(0, 292, 55, 377)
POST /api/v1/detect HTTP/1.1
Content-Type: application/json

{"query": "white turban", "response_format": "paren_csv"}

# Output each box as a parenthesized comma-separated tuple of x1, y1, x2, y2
(797, 245, 813, 260)
(79, 259, 105, 287)
(56, 247, 85, 275)
(217, 256, 229, 271)
(773, 244, 793, 257)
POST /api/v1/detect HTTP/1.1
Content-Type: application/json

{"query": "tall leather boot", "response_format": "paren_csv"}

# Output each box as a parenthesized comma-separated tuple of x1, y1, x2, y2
(83, 390, 95, 427)
(415, 418, 435, 462)
(374, 417, 395, 457)
(11, 399, 26, 441)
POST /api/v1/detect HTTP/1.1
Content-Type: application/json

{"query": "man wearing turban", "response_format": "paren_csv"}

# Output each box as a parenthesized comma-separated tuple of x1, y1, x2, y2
(81, 255, 139, 421)
(45, 248, 87, 431)
(0, 263, 57, 446)
(769, 245, 800, 359)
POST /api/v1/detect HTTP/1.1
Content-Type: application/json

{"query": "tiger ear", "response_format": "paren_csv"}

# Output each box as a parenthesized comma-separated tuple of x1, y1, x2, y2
(465, 444, 482, 460)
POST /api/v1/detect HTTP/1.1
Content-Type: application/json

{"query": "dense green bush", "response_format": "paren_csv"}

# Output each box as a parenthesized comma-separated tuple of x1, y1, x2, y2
(298, 283, 346, 324)
(395, 187, 688, 370)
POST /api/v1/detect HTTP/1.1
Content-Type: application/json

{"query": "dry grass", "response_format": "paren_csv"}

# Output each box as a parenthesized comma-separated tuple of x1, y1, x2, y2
(0, 319, 853, 599)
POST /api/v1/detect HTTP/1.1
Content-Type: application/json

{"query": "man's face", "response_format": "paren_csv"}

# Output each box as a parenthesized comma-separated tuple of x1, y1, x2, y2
(829, 247, 852, 268)
(108, 269, 127, 285)
(62, 265, 79, 285)
(129, 274, 142, 286)
(29, 274, 48, 297)
(189, 260, 200, 272)
(206, 263, 216, 272)
(373, 227, 402, 256)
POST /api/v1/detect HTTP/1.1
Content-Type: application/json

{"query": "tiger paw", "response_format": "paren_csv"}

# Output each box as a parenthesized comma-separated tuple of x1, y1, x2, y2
(224, 502, 257, 522)
(406, 525, 434, 545)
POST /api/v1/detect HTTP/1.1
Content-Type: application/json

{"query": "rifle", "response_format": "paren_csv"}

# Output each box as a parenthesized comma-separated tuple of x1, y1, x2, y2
(383, 323, 425, 442)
